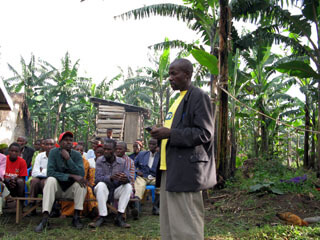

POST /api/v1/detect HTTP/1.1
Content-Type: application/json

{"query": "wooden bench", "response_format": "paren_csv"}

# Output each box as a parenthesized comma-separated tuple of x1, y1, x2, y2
(13, 197, 139, 224)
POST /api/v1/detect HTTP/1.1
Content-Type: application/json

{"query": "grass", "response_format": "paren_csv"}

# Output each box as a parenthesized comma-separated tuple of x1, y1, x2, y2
(1, 158, 320, 239)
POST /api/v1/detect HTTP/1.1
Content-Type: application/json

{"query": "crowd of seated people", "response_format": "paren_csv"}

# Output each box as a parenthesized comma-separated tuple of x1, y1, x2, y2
(0, 130, 160, 233)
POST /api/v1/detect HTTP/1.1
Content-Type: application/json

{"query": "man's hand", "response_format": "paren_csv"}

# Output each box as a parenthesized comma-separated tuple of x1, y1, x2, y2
(61, 149, 70, 161)
(70, 174, 86, 188)
(137, 171, 143, 177)
(150, 127, 171, 140)
(111, 172, 128, 183)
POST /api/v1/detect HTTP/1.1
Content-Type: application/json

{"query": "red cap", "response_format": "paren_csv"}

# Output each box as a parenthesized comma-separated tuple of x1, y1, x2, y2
(73, 142, 78, 147)
(58, 131, 73, 142)
(55, 143, 60, 148)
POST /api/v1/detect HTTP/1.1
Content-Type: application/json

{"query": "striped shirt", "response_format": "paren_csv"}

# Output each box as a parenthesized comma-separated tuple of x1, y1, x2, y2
(121, 154, 135, 189)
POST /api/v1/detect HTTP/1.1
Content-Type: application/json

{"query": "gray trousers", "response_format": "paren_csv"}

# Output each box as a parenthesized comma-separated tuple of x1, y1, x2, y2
(160, 171, 204, 240)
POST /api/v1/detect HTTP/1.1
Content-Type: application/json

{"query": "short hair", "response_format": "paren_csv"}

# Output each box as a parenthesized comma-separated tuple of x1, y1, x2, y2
(17, 136, 27, 141)
(171, 58, 193, 76)
(107, 128, 113, 131)
(9, 142, 21, 151)
(116, 141, 127, 149)
(104, 139, 116, 149)
(44, 138, 55, 143)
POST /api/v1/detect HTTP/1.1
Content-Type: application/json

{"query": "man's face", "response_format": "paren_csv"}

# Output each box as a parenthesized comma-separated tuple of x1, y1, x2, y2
(149, 139, 158, 153)
(107, 130, 113, 138)
(8, 146, 20, 161)
(95, 147, 104, 159)
(168, 63, 190, 91)
(17, 137, 26, 148)
(60, 136, 73, 150)
(40, 140, 45, 151)
(103, 143, 115, 160)
(75, 145, 84, 155)
(116, 145, 126, 157)
(133, 143, 141, 154)
(34, 141, 41, 151)
(44, 139, 55, 154)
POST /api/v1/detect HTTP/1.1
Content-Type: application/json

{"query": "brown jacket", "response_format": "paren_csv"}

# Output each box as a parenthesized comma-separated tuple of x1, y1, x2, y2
(156, 85, 217, 192)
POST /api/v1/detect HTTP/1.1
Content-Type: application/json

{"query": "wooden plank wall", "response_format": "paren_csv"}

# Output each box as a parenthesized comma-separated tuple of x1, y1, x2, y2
(96, 105, 125, 140)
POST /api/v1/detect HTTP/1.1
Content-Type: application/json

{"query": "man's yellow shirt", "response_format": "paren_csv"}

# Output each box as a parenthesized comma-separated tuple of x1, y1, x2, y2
(160, 90, 187, 170)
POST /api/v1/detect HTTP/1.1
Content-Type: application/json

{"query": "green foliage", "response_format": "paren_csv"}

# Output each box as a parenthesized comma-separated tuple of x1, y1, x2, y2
(191, 49, 218, 75)
(4, 53, 116, 144)
(249, 182, 284, 195)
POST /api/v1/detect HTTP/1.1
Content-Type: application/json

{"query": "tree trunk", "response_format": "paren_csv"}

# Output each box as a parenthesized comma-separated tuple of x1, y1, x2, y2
(316, 80, 320, 174)
(304, 96, 310, 168)
(310, 109, 316, 168)
(217, 0, 229, 180)
(287, 132, 292, 167)
(296, 133, 300, 168)
(253, 123, 259, 157)
(54, 103, 63, 140)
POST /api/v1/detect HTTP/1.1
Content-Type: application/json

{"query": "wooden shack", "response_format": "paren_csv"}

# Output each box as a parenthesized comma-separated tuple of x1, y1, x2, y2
(90, 98, 150, 150)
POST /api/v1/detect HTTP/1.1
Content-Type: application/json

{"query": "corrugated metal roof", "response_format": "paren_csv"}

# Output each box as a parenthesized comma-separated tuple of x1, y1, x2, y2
(0, 79, 13, 111)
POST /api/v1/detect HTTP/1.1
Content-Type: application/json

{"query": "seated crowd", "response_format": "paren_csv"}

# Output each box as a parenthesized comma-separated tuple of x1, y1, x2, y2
(0, 130, 160, 232)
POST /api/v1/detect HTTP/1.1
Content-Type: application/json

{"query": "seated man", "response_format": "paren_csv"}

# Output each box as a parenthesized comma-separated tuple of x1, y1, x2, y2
(61, 144, 98, 218)
(28, 138, 55, 212)
(129, 140, 143, 160)
(35, 132, 87, 233)
(17, 136, 35, 168)
(3, 143, 27, 198)
(134, 138, 160, 215)
(91, 139, 132, 228)
(116, 141, 135, 192)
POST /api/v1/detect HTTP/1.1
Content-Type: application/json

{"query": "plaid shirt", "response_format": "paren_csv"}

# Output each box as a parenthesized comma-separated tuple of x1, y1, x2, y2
(95, 155, 130, 187)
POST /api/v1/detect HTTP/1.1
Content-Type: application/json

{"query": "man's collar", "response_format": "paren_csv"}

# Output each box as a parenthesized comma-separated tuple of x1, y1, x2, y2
(102, 155, 120, 164)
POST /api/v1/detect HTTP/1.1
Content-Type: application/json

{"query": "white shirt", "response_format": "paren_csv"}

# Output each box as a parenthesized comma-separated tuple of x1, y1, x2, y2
(31, 152, 48, 177)
(148, 152, 156, 169)
(88, 158, 96, 169)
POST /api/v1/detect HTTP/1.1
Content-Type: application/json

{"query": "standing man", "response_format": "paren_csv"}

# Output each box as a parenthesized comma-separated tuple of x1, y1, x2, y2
(151, 58, 216, 240)
(91, 139, 132, 228)
(17, 136, 35, 168)
(35, 132, 87, 232)
(103, 128, 113, 142)
(134, 138, 160, 215)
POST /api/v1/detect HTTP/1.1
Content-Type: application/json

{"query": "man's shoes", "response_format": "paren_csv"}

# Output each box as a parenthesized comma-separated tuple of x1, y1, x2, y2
(34, 218, 49, 233)
(114, 213, 131, 228)
(152, 206, 159, 215)
(131, 200, 140, 220)
(152, 193, 160, 215)
(72, 217, 84, 229)
(89, 216, 105, 228)
(131, 208, 139, 220)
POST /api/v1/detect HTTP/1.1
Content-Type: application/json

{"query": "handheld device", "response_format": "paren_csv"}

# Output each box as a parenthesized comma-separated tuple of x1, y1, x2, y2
(145, 126, 152, 132)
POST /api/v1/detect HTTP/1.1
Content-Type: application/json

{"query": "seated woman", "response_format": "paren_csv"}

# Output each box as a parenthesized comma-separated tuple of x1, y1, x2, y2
(60, 144, 98, 218)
